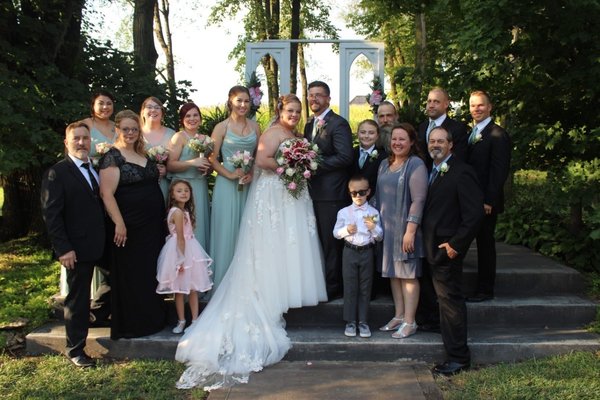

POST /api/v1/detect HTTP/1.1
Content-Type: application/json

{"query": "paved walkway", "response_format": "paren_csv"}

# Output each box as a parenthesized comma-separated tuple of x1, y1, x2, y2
(207, 361, 443, 400)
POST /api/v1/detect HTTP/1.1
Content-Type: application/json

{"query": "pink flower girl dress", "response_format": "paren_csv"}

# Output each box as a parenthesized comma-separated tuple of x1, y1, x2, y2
(156, 208, 213, 294)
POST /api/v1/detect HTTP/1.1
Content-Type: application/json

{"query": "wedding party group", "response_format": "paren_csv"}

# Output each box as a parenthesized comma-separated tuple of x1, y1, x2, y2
(41, 81, 510, 389)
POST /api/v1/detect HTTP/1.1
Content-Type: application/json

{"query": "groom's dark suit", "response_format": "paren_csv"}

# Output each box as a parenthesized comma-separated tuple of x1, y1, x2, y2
(304, 110, 353, 298)
(42, 156, 105, 358)
(422, 155, 483, 364)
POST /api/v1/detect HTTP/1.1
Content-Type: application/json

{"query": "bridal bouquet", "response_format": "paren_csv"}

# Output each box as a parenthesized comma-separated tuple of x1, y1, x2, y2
(146, 145, 169, 164)
(188, 134, 214, 157)
(228, 150, 254, 191)
(275, 138, 320, 199)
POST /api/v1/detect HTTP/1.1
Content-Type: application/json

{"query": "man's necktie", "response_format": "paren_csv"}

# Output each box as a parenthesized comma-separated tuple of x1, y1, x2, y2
(426, 120, 436, 142)
(82, 162, 99, 195)
(429, 168, 439, 185)
(311, 117, 319, 139)
(468, 126, 479, 144)
(359, 149, 368, 168)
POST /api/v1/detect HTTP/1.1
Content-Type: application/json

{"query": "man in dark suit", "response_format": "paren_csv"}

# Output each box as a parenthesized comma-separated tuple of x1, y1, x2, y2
(466, 90, 511, 302)
(417, 87, 468, 170)
(41, 121, 106, 368)
(423, 126, 484, 376)
(304, 80, 354, 300)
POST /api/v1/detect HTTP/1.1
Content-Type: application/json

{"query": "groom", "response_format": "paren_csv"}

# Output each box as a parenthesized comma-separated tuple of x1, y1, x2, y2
(304, 80, 354, 300)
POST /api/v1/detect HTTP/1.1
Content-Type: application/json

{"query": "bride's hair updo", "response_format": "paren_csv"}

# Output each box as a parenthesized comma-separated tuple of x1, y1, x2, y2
(274, 94, 301, 120)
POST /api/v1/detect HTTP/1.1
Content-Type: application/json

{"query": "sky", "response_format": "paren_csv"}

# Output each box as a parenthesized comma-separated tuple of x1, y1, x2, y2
(86, 0, 373, 107)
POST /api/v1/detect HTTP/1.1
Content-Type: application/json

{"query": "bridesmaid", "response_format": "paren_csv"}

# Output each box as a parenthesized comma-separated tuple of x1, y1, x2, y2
(81, 90, 117, 164)
(140, 96, 175, 199)
(166, 103, 212, 249)
(209, 86, 261, 291)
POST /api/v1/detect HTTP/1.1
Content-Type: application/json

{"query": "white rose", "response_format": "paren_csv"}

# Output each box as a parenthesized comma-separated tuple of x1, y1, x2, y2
(286, 168, 295, 176)
(276, 157, 284, 165)
(310, 161, 318, 170)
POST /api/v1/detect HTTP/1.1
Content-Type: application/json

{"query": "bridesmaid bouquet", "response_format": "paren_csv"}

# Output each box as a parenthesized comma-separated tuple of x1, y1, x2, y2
(188, 134, 214, 158)
(147, 145, 169, 164)
(92, 142, 112, 168)
(228, 150, 254, 191)
(275, 138, 320, 199)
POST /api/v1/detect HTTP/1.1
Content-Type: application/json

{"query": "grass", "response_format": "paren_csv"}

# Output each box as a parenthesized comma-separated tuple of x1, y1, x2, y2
(440, 351, 600, 400)
(1, 233, 599, 399)
(0, 355, 207, 399)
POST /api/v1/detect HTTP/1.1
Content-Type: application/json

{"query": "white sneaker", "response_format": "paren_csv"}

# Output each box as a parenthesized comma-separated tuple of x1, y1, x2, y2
(172, 320, 186, 334)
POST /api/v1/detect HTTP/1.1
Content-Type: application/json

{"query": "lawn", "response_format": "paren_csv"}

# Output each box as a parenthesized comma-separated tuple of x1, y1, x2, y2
(1, 235, 598, 399)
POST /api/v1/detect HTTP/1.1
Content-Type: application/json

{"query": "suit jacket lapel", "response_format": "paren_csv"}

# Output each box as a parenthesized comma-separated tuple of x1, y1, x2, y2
(66, 156, 97, 199)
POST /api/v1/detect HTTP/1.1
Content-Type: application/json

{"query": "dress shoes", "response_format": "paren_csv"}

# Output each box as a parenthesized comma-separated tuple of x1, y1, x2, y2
(432, 361, 469, 376)
(68, 354, 96, 368)
(466, 293, 494, 302)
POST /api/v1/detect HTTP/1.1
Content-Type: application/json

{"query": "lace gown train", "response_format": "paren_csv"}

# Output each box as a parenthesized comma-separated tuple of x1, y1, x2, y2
(175, 165, 327, 390)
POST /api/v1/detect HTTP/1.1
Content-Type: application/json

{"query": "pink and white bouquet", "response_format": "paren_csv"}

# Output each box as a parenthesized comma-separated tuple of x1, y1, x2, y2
(188, 134, 214, 157)
(146, 145, 169, 164)
(92, 142, 112, 167)
(228, 150, 254, 191)
(275, 138, 320, 199)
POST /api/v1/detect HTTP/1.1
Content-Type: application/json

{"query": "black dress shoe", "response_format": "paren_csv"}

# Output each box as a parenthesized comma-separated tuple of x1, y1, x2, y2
(432, 361, 469, 376)
(466, 293, 494, 302)
(69, 354, 96, 368)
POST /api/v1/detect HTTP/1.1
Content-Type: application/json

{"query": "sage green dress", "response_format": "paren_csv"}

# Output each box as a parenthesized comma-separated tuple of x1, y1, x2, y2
(144, 127, 175, 200)
(168, 141, 210, 249)
(209, 129, 258, 291)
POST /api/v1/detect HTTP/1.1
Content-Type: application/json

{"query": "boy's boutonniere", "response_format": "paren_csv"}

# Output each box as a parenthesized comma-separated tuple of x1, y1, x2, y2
(440, 162, 450, 176)
(363, 214, 379, 224)
(369, 149, 379, 161)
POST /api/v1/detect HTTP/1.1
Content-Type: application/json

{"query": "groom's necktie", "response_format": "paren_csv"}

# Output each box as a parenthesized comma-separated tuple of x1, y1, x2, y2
(311, 117, 319, 139)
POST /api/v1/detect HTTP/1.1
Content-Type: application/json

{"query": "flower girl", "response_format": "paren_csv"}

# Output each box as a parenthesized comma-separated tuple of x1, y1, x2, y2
(156, 179, 213, 333)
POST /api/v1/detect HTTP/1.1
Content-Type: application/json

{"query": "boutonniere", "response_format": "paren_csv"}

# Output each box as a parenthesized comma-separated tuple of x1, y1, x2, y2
(472, 133, 482, 144)
(369, 149, 379, 161)
(314, 118, 327, 140)
(363, 214, 379, 223)
(440, 162, 450, 176)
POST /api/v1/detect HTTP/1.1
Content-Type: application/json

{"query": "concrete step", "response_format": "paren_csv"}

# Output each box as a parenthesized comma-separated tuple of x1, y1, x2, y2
(26, 322, 600, 365)
(285, 295, 598, 328)
(461, 242, 585, 295)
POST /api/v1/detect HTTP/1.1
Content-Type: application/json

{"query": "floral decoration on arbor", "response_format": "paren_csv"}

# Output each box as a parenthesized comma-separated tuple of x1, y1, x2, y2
(366, 76, 386, 114)
(246, 72, 263, 120)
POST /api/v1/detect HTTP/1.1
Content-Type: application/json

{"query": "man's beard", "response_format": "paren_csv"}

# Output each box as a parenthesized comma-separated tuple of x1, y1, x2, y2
(429, 148, 444, 160)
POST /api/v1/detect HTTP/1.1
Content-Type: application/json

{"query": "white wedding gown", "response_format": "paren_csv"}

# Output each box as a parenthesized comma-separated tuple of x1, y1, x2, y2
(175, 165, 328, 390)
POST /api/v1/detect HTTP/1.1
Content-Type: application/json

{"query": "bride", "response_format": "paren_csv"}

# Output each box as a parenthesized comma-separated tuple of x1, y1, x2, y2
(175, 94, 328, 390)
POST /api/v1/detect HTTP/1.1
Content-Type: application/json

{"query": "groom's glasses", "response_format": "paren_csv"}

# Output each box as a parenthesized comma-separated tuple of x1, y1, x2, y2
(349, 190, 369, 197)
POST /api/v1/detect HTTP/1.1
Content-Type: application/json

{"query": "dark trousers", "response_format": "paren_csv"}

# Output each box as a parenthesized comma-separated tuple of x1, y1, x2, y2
(430, 261, 470, 364)
(342, 246, 374, 323)
(64, 261, 95, 358)
(416, 259, 439, 326)
(474, 213, 498, 295)
(313, 200, 346, 298)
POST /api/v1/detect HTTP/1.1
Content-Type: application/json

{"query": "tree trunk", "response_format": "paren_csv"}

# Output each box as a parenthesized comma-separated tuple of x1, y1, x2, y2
(298, 43, 309, 121)
(133, 0, 158, 74)
(289, 0, 300, 94)
(154, 0, 177, 111)
(262, 0, 280, 115)
(0, 168, 45, 241)
(55, 0, 85, 78)
(569, 200, 583, 235)
(413, 11, 427, 104)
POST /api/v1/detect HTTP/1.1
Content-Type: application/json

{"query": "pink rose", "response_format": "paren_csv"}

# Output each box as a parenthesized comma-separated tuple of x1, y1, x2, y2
(303, 170, 311, 179)
(288, 182, 297, 190)
(276, 167, 284, 175)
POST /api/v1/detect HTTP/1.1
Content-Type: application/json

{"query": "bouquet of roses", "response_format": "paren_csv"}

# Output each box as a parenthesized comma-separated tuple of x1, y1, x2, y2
(188, 134, 214, 157)
(275, 138, 320, 199)
(92, 142, 112, 168)
(228, 150, 255, 191)
(146, 145, 169, 164)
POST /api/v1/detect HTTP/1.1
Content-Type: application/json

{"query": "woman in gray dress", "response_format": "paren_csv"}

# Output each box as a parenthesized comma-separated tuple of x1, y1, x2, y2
(374, 123, 428, 338)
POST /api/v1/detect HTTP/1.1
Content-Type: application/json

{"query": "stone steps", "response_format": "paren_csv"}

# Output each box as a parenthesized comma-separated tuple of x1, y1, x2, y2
(26, 322, 600, 365)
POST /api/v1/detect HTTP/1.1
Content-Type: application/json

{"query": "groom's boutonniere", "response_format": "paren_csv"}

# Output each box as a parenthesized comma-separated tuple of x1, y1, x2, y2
(369, 149, 379, 161)
(315, 118, 327, 139)
(440, 162, 450, 176)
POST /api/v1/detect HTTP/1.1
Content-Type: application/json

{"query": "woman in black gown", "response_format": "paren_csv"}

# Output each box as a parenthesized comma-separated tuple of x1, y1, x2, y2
(99, 109, 166, 339)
